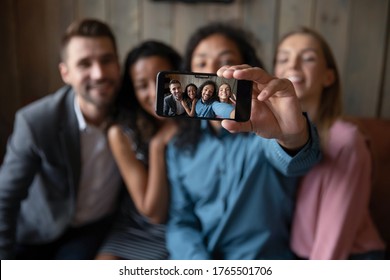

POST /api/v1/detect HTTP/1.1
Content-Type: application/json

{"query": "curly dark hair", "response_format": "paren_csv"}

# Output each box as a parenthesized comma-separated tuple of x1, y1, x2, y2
(175, 22, 264, 151)
(183, 22, 264, 71)
(197, 80, 218, 103)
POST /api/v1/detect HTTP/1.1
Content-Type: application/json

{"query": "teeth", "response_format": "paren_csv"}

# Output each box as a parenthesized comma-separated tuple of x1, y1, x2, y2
(91, 85, 108, 90)
(287, 76, 303, 83)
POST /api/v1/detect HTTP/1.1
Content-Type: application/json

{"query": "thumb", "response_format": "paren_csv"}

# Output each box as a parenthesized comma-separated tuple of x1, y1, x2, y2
(221, 120, 252, 133)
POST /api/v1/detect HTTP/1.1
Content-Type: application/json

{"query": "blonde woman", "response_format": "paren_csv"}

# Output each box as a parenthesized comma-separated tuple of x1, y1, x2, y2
(274, 27, 385, 259)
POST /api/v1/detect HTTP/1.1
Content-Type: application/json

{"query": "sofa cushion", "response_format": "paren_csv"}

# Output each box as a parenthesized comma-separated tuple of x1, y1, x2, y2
(345, 117, 390, 259)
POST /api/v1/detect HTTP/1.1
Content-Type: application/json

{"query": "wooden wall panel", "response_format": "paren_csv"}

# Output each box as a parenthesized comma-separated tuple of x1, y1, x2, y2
(15, 0, 50, 103)
(172, 2, 209, 55)
(314, 0, 350, 83)
(0, 0, 20, 163)
(142, 0, 173, 45)
(1, 0, 390, 163)
(278, 0, 315, 37)
(107, 0, 140, 63)
(204, 0, 242, 21)
(343, 0, 389, 117)
(173, 0, 242, 55)
(0, 0, 20, 111)
(242, 0, 279, 72)
(381, 19, 390, 119)
(45, 0, 72, 93)
(77, 0, 106, 20)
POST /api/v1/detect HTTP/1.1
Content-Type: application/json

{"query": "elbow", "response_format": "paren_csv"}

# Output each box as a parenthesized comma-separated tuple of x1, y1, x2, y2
(148, 215, 166, 224)
(145, 212, 167, 224)
(141, 207, 167, 224)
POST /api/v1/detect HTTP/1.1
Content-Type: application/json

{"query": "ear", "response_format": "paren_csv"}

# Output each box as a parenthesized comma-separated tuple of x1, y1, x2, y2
(323, 68, 335, 87)
(59, 62, 70, 84)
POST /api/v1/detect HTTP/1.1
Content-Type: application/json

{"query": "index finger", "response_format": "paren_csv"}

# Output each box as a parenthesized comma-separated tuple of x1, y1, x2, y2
(217, 65, 274, 85)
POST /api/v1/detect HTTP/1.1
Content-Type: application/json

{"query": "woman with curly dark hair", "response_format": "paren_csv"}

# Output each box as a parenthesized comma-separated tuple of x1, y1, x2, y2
(175, 22, 264, 150)
(165, 22, 322, 259)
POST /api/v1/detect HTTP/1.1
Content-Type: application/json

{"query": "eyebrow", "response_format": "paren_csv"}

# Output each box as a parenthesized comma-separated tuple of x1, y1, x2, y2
(278, 47, 319, 54)
(194, 49, 236, 58)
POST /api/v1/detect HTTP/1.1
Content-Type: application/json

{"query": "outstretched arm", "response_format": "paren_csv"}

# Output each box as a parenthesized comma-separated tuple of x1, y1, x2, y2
(181, 99, 197, 117)
(218, 65, 308, 152)
(107, 121, 177, 224)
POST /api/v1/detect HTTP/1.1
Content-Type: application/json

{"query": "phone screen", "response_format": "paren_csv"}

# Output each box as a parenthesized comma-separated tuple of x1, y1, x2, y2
(156, 71, 252, 122)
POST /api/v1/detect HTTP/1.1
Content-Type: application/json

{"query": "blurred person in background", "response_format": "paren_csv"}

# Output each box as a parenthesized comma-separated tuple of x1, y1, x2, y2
(96, 40, 182, 259)
(0, 18, 122, 259)
(274, 26, 385, 259)
(165, 22, 322, 259)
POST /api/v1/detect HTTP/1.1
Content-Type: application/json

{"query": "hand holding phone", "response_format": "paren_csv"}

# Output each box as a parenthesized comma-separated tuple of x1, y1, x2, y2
(156, 71, 252, 122)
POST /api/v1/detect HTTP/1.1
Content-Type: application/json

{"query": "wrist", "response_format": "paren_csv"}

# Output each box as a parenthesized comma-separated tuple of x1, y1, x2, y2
(150, 136, 168, 152)
(278, 113, 310, 154)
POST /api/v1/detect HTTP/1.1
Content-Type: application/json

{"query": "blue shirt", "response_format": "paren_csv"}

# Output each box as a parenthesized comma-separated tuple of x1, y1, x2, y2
(166, 120, 321, 259)
(196, 100, 234, 118)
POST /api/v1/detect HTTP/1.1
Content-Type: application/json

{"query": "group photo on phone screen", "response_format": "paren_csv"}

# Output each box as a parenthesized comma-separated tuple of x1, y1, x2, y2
(156, 71, 252, 122)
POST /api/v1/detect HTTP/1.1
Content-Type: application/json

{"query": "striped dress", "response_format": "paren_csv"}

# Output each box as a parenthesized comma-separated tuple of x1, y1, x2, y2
(98, 127, 168, 259)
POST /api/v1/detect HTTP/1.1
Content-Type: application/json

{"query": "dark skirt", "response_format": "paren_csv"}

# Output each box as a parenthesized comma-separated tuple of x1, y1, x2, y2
(98, 195, 168, 259)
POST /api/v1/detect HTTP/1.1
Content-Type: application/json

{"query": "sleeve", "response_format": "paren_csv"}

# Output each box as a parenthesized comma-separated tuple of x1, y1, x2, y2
(309, 128, 372, 259)
(0, 110, 40, 259)
(163, 97, 169, 115)
(263, 115, 322, 176)
(165, 145, 211, 259)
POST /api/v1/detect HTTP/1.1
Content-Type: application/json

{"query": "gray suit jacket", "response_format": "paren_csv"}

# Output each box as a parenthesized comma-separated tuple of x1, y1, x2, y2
(163, 94, 178, 116)
(0, 85, 81, 259)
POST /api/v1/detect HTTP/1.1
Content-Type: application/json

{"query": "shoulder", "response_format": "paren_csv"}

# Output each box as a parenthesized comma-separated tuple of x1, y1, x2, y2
(211, 101, 221, 107)
(10, 86, 75, 146)
(107, 124, 123, 139)
(17, 86, 73, 120)
(327, 119, 369, 157)
(212, 101, 233, 109)
(329, 120, 365, 145)
(108, 122, 134, 137)
(108, 124, 133, 144)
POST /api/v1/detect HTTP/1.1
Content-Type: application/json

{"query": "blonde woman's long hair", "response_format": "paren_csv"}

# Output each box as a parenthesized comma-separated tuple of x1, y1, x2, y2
(274, 27, 343, 145)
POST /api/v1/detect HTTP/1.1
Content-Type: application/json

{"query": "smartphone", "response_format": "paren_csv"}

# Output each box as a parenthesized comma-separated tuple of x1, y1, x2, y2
(156, 71, 252, 122)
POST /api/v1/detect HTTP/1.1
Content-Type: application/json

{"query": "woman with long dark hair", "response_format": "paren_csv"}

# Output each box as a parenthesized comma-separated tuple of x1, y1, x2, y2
(96, 40, 181, 260)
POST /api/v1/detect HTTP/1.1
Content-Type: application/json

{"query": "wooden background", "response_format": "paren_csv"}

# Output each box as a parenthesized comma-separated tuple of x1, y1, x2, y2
(1, 0, 389, 162)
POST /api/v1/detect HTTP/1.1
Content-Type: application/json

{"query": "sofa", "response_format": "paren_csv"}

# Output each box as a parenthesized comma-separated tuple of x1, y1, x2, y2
(346, 117, 390, 259)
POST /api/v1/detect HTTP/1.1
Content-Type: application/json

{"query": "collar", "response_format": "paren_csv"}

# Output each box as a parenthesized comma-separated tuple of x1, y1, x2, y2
(74, 95, 87, 131)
